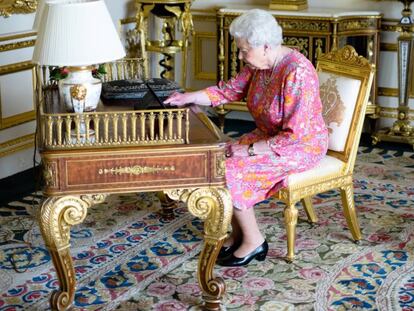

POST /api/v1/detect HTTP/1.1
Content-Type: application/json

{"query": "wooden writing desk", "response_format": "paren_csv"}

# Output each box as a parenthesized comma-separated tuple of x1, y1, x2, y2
(37, 98, 232, 310)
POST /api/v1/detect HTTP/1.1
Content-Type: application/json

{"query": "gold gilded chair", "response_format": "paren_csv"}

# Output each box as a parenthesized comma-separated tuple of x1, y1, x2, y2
(273, 45, 375, 262)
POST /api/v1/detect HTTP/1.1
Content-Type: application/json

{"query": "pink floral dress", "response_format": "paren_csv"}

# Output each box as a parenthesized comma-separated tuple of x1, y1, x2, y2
(205, 50, 328, 210)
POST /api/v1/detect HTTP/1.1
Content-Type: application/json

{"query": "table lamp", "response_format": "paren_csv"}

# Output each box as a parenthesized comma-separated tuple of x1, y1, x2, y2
(32, 0, 126, 114)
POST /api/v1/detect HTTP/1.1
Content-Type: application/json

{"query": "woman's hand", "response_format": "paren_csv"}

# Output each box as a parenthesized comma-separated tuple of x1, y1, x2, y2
(164, 90, 211, 107)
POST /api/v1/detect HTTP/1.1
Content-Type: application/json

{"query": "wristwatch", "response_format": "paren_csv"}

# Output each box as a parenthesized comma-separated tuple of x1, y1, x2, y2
(248, 143, 255, 156)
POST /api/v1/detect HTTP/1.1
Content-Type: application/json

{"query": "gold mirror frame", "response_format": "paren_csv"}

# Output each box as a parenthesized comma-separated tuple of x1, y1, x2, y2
(0, 0, 37, 17)
(269, 0, 308, 11)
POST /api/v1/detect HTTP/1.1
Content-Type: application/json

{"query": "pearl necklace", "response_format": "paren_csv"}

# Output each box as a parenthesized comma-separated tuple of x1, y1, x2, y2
(264, 55, 279, 86)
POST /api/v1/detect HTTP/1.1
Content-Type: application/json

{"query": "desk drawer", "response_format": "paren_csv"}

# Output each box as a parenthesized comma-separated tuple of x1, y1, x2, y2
(42, 150, 226, 195)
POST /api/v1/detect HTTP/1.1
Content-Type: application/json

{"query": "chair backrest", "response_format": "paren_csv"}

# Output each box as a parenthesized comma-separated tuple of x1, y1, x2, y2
(316, 45, 374, 172)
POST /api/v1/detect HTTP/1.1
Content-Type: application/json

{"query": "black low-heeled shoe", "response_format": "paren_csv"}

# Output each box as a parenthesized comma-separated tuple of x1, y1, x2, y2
(218, 241, 241, 259)
(217, 240, 268, 267)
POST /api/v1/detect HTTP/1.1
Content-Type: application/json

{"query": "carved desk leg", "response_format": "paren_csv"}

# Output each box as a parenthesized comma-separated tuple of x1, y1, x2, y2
(38, 194, 107, 311)
(157, 191, 178, 219)
(166, 187, 232, 311)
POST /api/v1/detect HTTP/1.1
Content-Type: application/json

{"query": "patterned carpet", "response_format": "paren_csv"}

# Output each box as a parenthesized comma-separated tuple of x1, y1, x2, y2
(1, 147, 414, 310)
(0, 193, 204, 310)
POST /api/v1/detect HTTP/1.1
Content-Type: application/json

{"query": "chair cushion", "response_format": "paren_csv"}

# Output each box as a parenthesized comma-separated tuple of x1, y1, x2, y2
(287, 155, 345, 187)
(318, 72, 361, 152)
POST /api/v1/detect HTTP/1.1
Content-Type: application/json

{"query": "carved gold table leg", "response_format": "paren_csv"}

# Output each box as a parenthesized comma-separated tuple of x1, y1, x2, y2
(38, 194, 107, 311)
(166, 187, 232, 311)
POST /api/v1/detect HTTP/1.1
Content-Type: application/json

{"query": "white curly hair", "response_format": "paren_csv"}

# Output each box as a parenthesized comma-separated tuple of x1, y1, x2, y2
(229, 9, 283, 48)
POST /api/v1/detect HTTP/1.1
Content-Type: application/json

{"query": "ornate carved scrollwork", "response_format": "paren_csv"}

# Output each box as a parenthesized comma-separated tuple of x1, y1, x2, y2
(215, 153, 226, 178)
(0, 39, 35, 52)
(318, 45, 371, 67)
(38, 194, 108, 310)
(277, 174, 353, 202)
(279, 20, 329, 32)
(283, 37, 309, 57)
(98, 165, 175, 176)
(43, 162, 57, 188)
(165, 187, 232, 309)
(338, 19, 377, 32)
(0, 0, 37, 17)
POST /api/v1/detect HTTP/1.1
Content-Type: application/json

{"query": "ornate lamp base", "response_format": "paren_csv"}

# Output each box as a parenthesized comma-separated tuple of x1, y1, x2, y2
(269, 0, 308, 10)
(59, 67, 102, 112)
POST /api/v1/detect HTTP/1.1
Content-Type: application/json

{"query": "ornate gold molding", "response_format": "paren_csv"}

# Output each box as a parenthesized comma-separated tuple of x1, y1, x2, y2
(0, 39, 35, 52)
(0, 0, 37, 17)
(43, 162, 58, 188)
(0, 61, 36, 129)
(119, 11, 215, 26)
(318, 45, 371, 67)
(98, 165, 176, 176)
(194, 32, 216, 80)
(215, 153, 225, 178)
(376, 106, 414, 120)
(276, 175, 353, 203)
(269, 0, 308, 11)
(192, 13, 216, 22)
(284, 37, 309, 57)
(0, 60, 34, 75)
(338, 19, 378, 32)
(278, 20, 330, 32)
(119, 16, 136, 25)
(0, 31, 36, 42)
(378, 87, 398, 97)
(380, 42, 398, 52)
(378, 86, 414, 98)
(1, 111, 36, 129)
(0, 133, 34, 157)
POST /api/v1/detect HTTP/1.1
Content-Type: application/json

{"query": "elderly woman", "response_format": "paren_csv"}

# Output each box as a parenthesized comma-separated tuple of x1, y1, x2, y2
(164, 9, 328, 267)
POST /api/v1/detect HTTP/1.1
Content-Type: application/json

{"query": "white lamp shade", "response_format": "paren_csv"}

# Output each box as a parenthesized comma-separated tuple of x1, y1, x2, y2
(32, 0, 61, 31)
(32, 0, 126, 66)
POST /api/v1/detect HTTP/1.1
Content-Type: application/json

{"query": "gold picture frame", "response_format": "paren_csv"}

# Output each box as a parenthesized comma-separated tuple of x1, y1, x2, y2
(269, 0, 308, 11)
(0, 61, 36, 129)
(194, 32, 216, 81)
(0, 0, 37, 17)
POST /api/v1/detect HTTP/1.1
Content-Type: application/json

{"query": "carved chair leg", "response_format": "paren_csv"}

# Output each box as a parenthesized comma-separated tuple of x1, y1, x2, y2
(340, 184, 362, 242)
(301, 196, 318, 224)
(38, 195, 106, 311)
(166, 187, 232, 311)
(284, 202, 298, 263)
